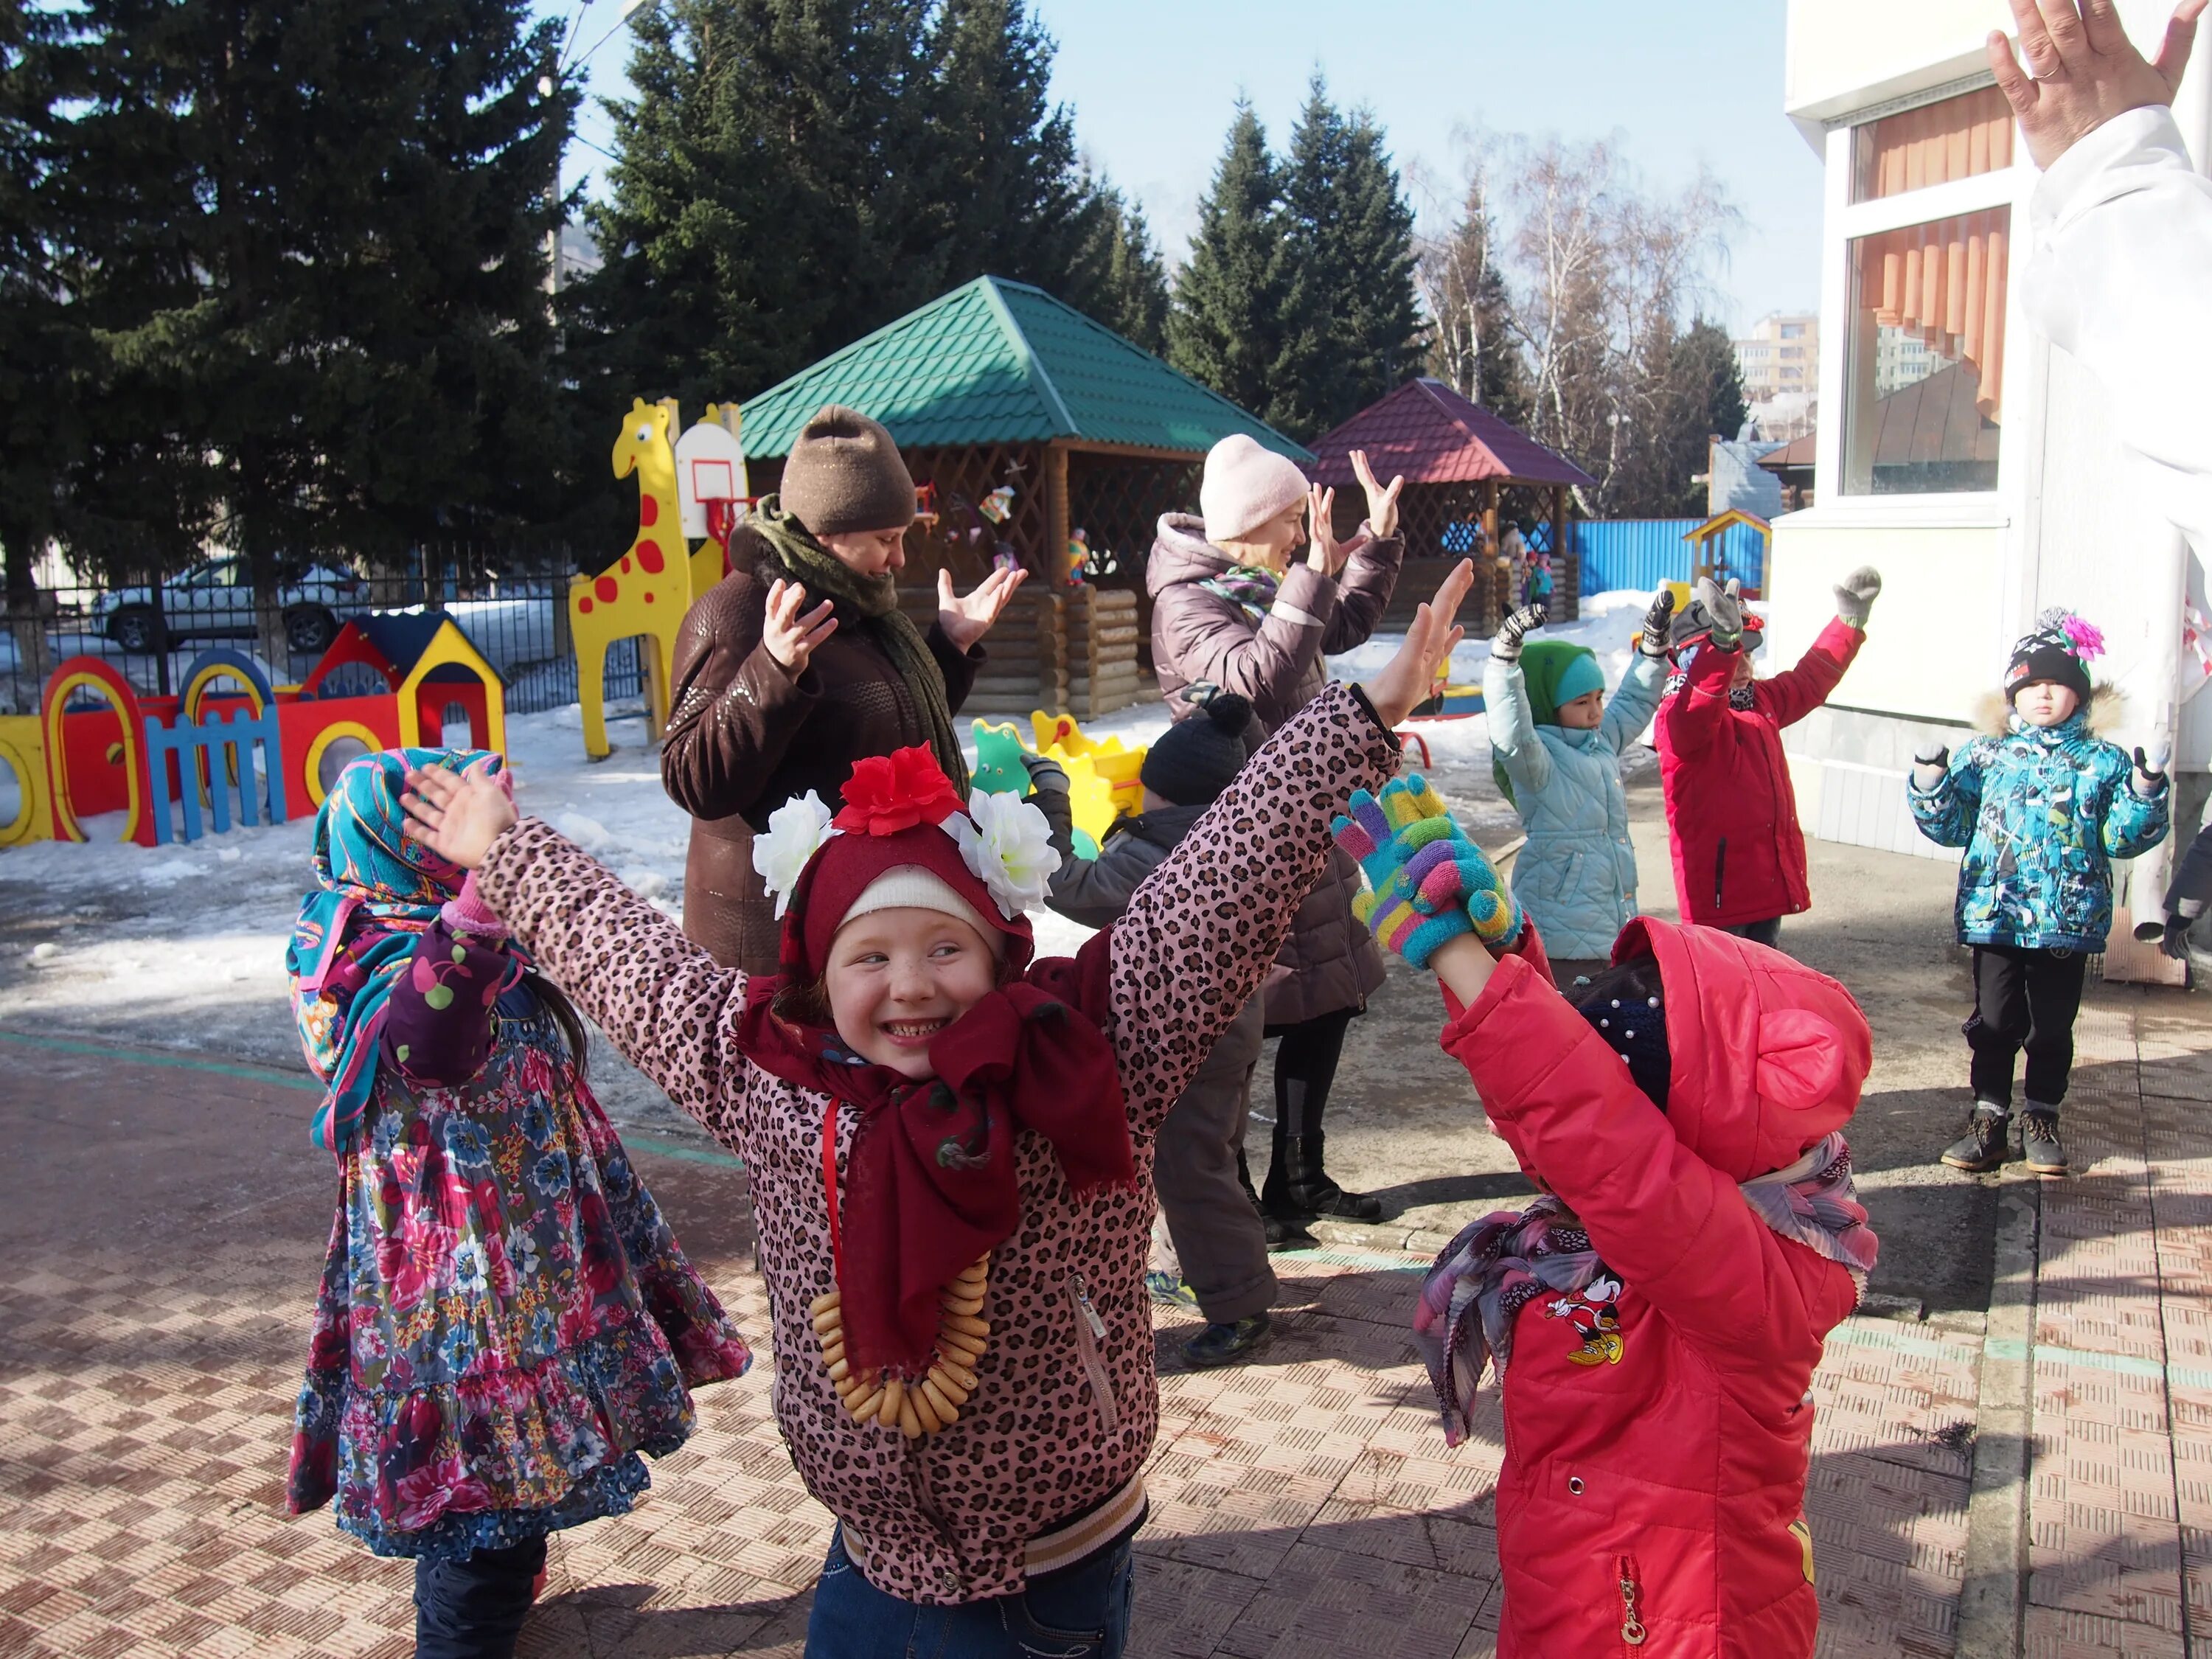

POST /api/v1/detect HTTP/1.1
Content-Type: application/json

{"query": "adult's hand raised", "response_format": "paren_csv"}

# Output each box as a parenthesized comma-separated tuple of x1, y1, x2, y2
(1989, 0, 2204, 170)
(937, 564, 1026, 653)
(762, 577, 838, 674)
(1350, 448, 1405, 541)
(1360, 558, 1474, 728)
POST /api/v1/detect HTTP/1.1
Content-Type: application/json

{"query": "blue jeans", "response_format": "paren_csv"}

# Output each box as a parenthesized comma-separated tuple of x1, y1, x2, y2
(804, 1528, 1135, 1658)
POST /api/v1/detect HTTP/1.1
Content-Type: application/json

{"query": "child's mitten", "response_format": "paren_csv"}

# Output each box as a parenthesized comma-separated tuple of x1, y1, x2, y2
(1637, 589, 1676, 658)
(1332, 778, 1523, 967)
(1492, 604, 1546, 663)
(1832, 566, 1882, 630)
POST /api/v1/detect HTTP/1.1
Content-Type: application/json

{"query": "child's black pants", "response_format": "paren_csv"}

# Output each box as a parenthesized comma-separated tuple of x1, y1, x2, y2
(1966, 944, 2087, 1109)
(414, 1537, 546, 1659)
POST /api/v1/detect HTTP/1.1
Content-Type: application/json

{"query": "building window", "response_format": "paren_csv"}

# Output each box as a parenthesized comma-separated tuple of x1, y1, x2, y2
(1843, 206, 2008, 495)
(1851, 85, 2014, 203)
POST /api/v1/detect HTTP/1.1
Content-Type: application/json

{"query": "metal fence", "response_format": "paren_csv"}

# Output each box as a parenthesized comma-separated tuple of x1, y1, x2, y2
(2, 556, 644, 718)
(1570, 518, 1768, 596)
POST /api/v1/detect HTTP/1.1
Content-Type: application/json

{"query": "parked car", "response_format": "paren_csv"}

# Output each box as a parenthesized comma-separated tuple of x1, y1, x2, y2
(93, 559, 369, 655)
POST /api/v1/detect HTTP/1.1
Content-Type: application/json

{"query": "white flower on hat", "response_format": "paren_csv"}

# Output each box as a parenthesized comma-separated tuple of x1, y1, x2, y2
(946, 789, 1062, 919)
(752, 790, 840, 919)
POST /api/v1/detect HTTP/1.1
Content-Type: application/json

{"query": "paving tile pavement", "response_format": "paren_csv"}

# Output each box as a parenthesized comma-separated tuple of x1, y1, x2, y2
(0, 1027, 2059, 1657)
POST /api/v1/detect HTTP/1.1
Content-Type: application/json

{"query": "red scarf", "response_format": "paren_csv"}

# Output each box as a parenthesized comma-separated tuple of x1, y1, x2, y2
(737, 939, 1133, 1375)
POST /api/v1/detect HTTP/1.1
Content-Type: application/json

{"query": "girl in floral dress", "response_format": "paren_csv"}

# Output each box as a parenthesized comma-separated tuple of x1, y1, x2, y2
(284, 749, 751, 1659)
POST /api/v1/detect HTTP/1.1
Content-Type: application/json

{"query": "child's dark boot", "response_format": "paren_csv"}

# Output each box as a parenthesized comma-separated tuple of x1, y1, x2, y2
(1941, 1104, 2011, 1172)
(2021, 1106, 2069, 1176)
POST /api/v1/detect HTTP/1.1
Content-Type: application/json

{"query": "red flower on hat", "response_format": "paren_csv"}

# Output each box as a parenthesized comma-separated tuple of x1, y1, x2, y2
(834, 745, 964, 836)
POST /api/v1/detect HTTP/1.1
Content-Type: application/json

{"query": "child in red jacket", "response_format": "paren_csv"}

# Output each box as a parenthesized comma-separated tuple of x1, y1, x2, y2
(1333, 779, 1879, 1658)
(1656, 570, 1882, 950)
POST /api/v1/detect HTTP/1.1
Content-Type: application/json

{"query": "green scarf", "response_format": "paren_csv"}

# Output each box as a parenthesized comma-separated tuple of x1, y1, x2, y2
(1491, 641, 1604, 809)
(751, 498, 969, 793)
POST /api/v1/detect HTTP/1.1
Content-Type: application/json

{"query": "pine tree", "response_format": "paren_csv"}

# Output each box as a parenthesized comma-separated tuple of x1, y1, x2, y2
(1168, 103, 1286, 422)
(60, 0, 572, 614)
(1420, 171, 1531, 425)
(1070, 179, 1169, 353)
(1671, 316, 1749, 453)
(1270, 80, 1422, 440)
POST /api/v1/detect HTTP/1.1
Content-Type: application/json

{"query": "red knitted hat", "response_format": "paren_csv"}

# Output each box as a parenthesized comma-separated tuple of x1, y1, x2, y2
(768, 747, 1037, 984)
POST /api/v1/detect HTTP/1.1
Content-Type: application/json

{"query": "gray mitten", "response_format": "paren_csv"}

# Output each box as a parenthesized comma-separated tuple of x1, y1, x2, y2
(1492, 604, 1547, 663)
(1833, 566, 1882, 630)
(1638, 590, 1677, 658)
(1693, 577, 1746, 650)
(1020, 754, 1070, 796)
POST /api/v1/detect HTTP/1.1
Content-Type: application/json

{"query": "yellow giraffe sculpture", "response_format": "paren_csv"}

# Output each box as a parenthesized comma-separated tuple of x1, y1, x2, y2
(572, 399, 689, 759)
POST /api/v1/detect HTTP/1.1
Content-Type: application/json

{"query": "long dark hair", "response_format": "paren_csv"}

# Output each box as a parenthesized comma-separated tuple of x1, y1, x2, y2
(524, 968, 591, 1076)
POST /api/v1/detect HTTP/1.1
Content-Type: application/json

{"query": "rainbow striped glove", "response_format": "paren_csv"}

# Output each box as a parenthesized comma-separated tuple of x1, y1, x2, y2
(1332, 777, 1523, 968)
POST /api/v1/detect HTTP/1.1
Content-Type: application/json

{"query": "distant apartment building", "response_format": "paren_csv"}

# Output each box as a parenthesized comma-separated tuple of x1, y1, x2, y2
(1733, 312, 1822, 401)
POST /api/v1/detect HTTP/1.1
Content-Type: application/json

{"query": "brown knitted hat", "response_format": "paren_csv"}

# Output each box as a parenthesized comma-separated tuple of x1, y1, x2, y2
(779, 405, 917, 536)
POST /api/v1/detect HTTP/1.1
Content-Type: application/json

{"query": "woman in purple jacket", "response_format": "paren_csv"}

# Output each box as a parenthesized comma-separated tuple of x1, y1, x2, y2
(1147, 436, 1405, 1231)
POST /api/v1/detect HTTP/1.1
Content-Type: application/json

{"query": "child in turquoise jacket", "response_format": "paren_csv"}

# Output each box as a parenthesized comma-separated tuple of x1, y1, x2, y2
(1482, 593, 1674, 987)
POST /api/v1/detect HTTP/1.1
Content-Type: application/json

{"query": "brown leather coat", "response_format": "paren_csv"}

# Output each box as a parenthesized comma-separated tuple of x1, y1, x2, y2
(1145, 512, 1402, 1025)
(661, 524, 981, 972)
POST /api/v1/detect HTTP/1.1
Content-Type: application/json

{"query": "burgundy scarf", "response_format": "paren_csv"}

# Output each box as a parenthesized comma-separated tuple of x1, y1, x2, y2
(737, 940, 1134, 1376)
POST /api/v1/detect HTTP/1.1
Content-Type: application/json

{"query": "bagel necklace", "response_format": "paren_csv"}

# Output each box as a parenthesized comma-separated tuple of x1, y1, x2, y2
(813, 1095, 990, 1438)
(811, 1257, 990, 1439)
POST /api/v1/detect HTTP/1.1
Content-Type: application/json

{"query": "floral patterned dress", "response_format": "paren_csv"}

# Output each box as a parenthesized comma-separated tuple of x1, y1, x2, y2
(287, 951, 751, 1560)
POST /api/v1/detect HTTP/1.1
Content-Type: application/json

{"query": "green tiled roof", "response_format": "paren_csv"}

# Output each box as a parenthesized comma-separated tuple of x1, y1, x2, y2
(740, 276, 1311, 461)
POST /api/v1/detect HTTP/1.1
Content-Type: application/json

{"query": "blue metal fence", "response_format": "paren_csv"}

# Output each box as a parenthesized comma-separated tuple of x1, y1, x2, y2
(1571, 519, 1767, 596)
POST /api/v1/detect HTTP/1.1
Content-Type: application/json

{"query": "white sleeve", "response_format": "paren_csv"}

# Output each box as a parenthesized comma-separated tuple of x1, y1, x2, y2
(2023, 107, 2212, 554)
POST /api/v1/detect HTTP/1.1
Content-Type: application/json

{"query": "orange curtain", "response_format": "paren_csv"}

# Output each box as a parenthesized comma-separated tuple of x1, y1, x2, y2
(1863, 206, 2010, 420)
(1854, 86, 2015, 202)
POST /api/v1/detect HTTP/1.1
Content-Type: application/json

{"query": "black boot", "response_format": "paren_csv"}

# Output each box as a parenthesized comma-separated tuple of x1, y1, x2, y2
(2021, 1107, 2069, 1176)
(1264, 1131, 1384, 1225)
(1241, 1147, 1298, 1248)
(1939, 1105, 2010, 1172)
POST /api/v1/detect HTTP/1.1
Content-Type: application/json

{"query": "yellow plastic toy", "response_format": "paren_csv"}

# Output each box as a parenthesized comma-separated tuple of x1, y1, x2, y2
(571, 398, 690, 760)
(0, 714, 56, 846)
(1026, 710, 1146, 842)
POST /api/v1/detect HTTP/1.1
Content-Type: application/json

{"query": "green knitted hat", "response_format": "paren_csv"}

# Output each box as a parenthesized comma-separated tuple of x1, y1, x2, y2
(1492, 641, 1604, 807)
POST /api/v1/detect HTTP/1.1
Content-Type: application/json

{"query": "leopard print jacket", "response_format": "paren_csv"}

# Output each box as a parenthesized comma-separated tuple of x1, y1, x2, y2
(475, 682, 1399, 1603)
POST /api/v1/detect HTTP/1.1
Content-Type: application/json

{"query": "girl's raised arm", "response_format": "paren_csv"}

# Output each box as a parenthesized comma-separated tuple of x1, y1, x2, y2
(401, 765, 745, 1131)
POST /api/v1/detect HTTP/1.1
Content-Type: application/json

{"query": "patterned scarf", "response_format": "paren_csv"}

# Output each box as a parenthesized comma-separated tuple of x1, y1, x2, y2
(1411, 1130, 1875, 1446)
(286, 748, 521, 1152)
(749, 498, 968, 793)
(1199, 563, 1281, 623)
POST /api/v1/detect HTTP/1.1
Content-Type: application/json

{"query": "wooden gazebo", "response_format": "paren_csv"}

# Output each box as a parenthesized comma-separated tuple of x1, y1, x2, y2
(1304, 378, 1596, 632)
(740, 276, 1310, 717)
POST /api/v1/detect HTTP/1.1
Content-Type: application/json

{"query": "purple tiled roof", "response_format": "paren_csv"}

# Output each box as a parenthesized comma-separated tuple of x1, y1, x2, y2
(1304, 379, 1596, 490)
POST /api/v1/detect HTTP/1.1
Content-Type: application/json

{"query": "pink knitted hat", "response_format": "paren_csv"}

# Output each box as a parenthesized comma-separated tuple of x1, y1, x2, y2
(1200, 434, 1310, 543)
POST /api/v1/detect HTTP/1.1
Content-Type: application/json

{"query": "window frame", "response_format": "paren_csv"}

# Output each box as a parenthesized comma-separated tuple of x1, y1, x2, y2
(1812, 81, 2032, 521)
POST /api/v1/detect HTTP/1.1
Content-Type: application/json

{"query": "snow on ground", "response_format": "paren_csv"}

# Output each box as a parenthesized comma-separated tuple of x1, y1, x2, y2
(0, 593, 1673, 1119)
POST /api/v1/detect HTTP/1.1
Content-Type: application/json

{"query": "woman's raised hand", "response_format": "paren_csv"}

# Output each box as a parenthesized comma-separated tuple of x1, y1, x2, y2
(1306, 484, 1347, 577)
(763, 577, 838, 673)
(1349, 448, 1404, 540)
(1360, 558, 1473, 728)
(401, 757, 518, 873)
(938, 564, 1028, 652)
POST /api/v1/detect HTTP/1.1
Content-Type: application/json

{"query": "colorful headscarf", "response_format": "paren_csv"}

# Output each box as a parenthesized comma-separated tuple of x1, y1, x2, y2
(286, 748, 517, 1152)
(1411, 1130, 1875, 1446)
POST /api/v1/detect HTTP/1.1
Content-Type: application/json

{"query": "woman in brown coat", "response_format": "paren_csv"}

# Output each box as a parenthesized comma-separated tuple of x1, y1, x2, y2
(1147, 434, 1405, 1230)
(661, 406, 1024, 972)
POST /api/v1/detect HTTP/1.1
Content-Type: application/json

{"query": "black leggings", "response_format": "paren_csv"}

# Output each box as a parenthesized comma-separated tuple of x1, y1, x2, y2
(1265, 1007, 1357, 1137)
(1967, 944, 2088, 1109)
(414, 1538, 546, 1659)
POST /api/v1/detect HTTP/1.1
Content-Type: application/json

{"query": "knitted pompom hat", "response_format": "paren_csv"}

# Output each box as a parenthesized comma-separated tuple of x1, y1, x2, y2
(1200, 434, 1310, 544)
(2005, 607, 2102, 706)
(781, 405, 917, 537)
(1140, 688, 1252, 806)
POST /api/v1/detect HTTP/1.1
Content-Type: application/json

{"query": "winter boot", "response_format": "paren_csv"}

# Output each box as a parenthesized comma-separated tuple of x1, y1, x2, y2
(1263, 1131, 1385, 1225)
(1239, 1146, 1298, 1247)
(2021, 1107, 2070, 1177)
(1183, 1312, 1273, 1369)
(1939, 1105, 2010, 1172)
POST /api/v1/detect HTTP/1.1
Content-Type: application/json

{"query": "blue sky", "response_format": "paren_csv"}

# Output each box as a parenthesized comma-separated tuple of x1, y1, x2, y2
(540, 0, 1823, 332)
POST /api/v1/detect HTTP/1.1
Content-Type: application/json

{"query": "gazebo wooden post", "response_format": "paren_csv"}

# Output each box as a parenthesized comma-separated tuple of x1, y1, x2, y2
(1045, 440, 1071, 580)
(1551, 485, 1573, 622)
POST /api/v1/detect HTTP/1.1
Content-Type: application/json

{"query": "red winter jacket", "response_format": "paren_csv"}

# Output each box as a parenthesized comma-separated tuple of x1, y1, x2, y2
(1655, 619, 1863, 926)
(1441, 917, 1872, 1658)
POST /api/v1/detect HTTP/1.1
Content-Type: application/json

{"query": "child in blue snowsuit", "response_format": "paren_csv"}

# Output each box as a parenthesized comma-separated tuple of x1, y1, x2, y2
(1910, 609, 2170, 1177)
(1481, 592, 1675, 988)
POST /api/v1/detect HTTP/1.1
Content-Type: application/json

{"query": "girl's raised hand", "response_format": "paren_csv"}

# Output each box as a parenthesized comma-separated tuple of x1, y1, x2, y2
(763, 577, 838, 673)
(1349, 448, 1404, 540)
(1360, 558, 1473, 728)
(402, 757, 518, 872)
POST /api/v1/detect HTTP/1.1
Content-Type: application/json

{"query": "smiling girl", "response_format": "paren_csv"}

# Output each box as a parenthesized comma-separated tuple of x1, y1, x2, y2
(397, 565, 1474, 1657)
